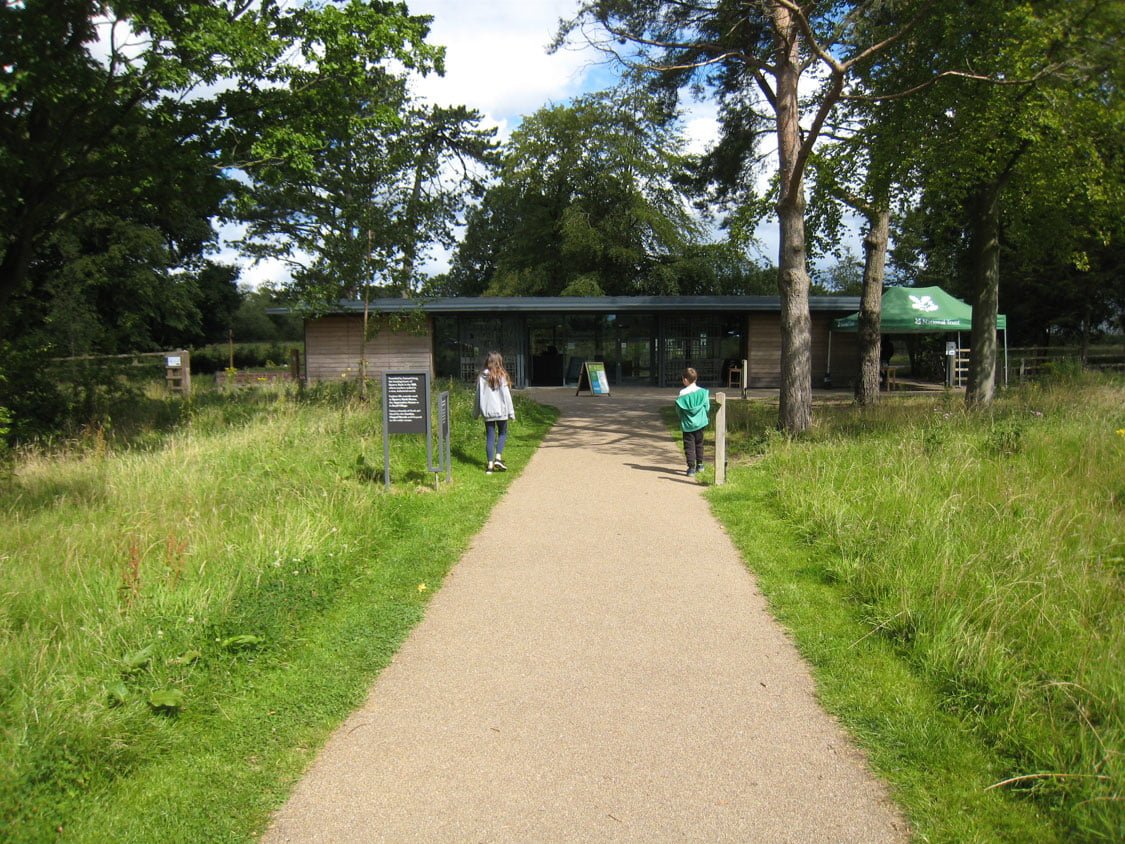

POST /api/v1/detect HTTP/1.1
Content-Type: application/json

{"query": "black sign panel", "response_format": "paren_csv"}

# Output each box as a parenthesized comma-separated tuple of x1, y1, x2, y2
(384, 372, 427, 434)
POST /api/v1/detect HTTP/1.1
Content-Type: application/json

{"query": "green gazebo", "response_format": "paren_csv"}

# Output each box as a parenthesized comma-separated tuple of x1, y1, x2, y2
(828, 286, 1008, 386)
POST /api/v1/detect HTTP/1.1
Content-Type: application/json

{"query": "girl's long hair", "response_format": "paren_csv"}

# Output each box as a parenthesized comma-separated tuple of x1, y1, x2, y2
(484, 351, 509, 390)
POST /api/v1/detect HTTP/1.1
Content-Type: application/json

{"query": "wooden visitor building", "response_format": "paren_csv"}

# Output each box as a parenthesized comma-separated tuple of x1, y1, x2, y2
(298, 296, 863, 390)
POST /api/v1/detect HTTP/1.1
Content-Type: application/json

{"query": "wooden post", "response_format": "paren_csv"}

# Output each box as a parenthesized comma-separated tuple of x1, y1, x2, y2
(715, 391, 727, 486)
(181, 350, 191, 396)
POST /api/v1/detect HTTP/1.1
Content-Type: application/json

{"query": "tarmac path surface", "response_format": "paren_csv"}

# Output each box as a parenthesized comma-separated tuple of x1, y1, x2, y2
(263, 388, 908, 842)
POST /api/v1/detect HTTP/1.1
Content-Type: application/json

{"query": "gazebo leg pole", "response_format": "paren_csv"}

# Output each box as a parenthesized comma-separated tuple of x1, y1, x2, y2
(1003, 328, 1009, 387)
(825, 331, 832, 388)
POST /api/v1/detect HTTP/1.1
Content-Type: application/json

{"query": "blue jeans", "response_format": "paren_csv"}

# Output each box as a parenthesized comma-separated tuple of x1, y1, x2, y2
(485, 419, 508, 462)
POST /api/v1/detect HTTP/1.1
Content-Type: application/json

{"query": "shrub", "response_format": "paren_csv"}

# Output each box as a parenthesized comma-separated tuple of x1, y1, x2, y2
(190, 342, 301, 375)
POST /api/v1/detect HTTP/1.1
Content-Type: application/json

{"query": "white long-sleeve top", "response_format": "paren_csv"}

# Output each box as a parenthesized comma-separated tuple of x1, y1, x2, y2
(473, 369, 515, 421)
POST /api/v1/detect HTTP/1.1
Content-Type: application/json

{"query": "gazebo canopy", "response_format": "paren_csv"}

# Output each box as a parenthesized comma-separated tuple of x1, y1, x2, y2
(831, 286, 1007, 333)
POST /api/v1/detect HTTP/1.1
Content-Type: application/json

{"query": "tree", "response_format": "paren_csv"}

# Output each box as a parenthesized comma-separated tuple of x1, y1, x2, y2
(998, 199, 1124, 349)
(807, 86, 908, 406)
(558, 1, 959, 432)
(811, 248, 864, 296)
(1, 0, 441, 336)
(234, 81, 494, 395)
(676, 243, 779, 295)
(236, 96, 495, 305)
(1, 1, 445, 422)
(393, 104, 500, 293)
(192, 263, 243, 346)
(875, 0, 1122, 403)
(446, 89, 709, 297)
(230, 286, 303, 343)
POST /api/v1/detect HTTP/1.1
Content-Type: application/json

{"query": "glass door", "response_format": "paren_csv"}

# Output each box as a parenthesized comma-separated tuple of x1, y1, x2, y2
(659, 315, 743, 387)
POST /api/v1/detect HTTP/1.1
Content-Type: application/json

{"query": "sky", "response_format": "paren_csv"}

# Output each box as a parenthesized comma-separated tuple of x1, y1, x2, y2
(409, 0, 606, 138)
(407, 0, 721, 149)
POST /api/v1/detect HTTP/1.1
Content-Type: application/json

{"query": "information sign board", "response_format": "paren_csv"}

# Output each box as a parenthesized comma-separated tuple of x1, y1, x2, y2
(382, 371, 432, 487)
(575, 361, 611, 396)
(438, 390, 451, 483)
(384, 372, 428, 434)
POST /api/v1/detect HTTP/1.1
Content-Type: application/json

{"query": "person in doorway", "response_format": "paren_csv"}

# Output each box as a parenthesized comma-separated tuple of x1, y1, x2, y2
(675, 367, 710, 477)
(880, 336, 895, 387)
(473, 351, 516, 475)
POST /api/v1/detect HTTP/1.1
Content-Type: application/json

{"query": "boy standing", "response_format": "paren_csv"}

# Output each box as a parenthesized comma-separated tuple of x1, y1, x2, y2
(675, 367, 710, 477)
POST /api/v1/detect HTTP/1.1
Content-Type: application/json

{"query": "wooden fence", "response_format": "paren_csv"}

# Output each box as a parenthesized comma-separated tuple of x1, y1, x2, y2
(1009, 347, 1125, 382)
(48, 349, 192, 396)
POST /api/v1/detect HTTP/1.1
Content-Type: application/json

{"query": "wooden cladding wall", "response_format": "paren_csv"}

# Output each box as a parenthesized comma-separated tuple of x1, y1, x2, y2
(746, 314, 782, 387)
(746, 313, 857, 388)
(826, 325, 860, 385)
(305, 316, 433, 383)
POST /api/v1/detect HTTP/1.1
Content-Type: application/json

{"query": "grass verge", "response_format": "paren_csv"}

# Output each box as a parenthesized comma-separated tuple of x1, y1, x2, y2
(707, 376, 1123, 842)
(0, 382, 557, 842)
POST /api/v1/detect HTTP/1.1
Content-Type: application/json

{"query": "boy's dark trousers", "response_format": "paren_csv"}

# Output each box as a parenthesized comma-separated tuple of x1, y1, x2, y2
(682, 428, 704, 468)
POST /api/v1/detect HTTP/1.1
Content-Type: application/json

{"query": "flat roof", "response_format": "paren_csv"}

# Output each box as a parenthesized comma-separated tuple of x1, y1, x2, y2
(275, 295, 862, 315)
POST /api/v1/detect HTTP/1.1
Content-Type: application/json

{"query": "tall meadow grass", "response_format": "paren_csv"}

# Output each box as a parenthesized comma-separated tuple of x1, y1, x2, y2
(0, 381, 556, 840)
(722, 377, 1123, 840)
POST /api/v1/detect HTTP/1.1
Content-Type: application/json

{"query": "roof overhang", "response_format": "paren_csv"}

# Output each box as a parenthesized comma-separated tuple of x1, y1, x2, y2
(270, 295, 862, 316)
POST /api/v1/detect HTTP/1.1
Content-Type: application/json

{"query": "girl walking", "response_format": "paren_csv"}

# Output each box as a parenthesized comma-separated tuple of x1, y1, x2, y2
(473, 351, 516, 474)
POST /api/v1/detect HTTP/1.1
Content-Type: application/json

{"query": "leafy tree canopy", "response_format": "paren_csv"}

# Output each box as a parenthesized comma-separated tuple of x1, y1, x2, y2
(1, 0, 444, 339)
(235, 94, 498, 310)
(446, 89, 741, 297)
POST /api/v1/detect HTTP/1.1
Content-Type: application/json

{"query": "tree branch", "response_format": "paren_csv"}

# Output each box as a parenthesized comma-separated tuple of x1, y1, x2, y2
(844, 64, 1069, 103)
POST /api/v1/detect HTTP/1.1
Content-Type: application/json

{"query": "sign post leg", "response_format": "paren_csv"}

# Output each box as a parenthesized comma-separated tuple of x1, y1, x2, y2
(715, 392, 727, 486)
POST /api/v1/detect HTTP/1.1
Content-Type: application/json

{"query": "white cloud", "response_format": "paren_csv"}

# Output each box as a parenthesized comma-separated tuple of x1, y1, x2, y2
(409, 0, 599, 136)
(681, 101, 719, 156)
(238, 257, 291, 291)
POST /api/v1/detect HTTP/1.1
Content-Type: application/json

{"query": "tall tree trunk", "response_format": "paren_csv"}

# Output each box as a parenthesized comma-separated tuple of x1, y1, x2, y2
(1081, 301, 1091, 363)
(397, 154, 428, 297)
(359, 285, 370, 401)
(0, 227, 34, 323)
(856, 205, 890, 406)
(966, 182, 1002, 406)
(772, 4, 812, 435)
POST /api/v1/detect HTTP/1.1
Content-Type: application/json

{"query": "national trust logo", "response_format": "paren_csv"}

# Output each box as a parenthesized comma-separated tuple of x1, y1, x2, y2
(909, 294, 940, 313)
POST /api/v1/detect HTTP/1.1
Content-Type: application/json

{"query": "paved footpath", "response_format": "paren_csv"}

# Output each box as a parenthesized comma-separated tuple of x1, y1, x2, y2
(264, 388, 908, 842)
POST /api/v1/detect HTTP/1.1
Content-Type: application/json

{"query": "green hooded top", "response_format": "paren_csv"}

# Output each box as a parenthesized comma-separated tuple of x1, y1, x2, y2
(676, 387, 710, 433)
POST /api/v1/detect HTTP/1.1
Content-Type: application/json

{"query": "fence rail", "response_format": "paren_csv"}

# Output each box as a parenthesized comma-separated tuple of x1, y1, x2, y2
(47, 349, 192, 395)
(1009, 347, 1125, 382)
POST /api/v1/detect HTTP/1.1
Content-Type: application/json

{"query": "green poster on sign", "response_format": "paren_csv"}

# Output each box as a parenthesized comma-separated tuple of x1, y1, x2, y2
(576, 361, 611, 396)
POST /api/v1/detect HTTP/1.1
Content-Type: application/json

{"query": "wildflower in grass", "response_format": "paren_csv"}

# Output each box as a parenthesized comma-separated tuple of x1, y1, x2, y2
(1117, 428, 1125, 437)
(417, 583, 427, 592)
